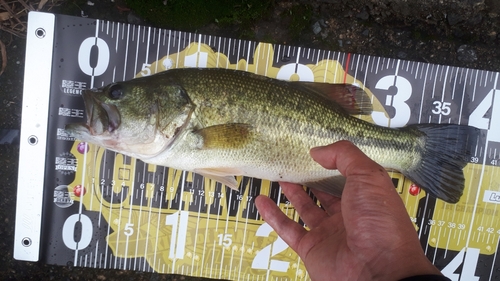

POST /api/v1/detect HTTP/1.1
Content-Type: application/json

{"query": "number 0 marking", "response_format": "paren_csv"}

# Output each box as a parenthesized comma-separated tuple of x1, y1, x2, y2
(78, 37, 110, 76)
(62, 214, 93, 250)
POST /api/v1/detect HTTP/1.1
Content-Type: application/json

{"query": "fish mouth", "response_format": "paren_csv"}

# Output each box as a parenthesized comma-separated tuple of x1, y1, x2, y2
(65, 90, 121, 137)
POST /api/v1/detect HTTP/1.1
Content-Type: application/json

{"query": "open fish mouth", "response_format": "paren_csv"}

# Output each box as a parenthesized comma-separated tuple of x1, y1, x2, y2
(83, 90, 121, 135)
(65, 90, 121, 137)
(83, 91, 121, 135)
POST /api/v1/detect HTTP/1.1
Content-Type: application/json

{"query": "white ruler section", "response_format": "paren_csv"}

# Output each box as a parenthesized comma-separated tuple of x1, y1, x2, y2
(14, 12, 55, 261)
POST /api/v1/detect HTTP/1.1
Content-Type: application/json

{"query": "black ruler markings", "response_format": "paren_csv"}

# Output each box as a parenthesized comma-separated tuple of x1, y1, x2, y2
(43, 16, 500, 279)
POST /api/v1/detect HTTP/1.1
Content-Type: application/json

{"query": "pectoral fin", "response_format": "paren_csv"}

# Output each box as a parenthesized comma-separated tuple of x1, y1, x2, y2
(195, 123, 254, 149)
(194, 167, 242, 190)
(304, 175, 346, 197)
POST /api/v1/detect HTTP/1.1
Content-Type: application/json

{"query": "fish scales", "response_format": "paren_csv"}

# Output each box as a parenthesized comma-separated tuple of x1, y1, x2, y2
(66, 68, 478, 203)
(160, 69, 420, 172)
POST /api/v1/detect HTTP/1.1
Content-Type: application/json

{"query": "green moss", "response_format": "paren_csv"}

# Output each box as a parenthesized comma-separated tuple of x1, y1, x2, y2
(284, 3, 312, 41)
(58, 0, 89, 16)
(125, 0, 271, 33)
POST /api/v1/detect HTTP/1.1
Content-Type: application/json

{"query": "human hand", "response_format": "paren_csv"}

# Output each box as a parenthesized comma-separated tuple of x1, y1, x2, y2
(255, 141, 443, 281)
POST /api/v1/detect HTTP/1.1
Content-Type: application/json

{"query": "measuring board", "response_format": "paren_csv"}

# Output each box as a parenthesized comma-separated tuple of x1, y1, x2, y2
(13, 12, 500, 280)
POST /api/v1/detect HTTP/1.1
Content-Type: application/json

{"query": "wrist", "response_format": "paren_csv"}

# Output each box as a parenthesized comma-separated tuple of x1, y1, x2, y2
(399, 275, 451, 281)
(368, 250, 442, 281)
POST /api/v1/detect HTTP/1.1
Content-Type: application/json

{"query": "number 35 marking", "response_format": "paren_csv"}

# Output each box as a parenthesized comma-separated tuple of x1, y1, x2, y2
(432, 101, 451, 116)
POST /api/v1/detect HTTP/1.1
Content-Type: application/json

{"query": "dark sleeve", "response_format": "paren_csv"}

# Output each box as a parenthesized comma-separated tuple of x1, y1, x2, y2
(399, 275, 451, 281)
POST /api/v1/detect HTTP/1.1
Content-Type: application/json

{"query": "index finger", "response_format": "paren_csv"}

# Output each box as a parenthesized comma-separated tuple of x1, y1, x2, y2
(309, 140, 400, 200)
(310, 140, 388, 179)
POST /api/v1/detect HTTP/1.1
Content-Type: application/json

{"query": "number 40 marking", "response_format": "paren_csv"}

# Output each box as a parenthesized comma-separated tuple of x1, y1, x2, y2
(441, 247, 480, 281)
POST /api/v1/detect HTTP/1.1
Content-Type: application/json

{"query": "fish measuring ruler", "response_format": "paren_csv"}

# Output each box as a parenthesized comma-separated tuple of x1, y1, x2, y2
(14, 11, 500, 280)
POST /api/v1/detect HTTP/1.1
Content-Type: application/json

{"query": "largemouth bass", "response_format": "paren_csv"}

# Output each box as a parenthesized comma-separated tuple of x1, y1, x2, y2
(66, 68, 477, 203)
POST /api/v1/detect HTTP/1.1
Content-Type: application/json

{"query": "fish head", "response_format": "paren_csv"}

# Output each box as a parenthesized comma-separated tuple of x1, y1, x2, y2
(66, 77, 194, 159)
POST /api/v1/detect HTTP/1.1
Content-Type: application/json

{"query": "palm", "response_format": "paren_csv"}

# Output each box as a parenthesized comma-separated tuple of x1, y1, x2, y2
(254, 141, 442, 281)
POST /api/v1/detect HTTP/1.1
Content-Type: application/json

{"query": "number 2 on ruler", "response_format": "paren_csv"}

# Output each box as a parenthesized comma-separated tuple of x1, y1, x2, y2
(251, 223, 290, 272)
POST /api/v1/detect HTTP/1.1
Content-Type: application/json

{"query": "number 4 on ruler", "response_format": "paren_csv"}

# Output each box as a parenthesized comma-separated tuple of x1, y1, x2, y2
(469, 88, 500, 143)
(441, 247, 480, 281)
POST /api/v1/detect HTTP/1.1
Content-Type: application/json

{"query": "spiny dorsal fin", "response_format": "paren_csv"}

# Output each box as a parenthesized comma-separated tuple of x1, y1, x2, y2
(195, 123, 253, 149)
(293, 82, 373, 115)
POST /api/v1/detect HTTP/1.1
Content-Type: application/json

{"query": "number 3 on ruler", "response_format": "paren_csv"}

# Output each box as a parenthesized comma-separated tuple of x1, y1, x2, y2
(251, 223, 289, 272)
(372, 75, 412, 128)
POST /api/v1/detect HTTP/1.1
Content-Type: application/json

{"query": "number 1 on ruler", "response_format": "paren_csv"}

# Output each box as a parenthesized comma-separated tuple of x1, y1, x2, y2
(165, 211, 189, 259)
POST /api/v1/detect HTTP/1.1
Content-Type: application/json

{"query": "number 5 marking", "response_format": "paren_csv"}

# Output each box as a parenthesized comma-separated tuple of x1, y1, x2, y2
(372, 75, 412, 128)
(124, 223, 134, 237)
(251, 223, 290, 272)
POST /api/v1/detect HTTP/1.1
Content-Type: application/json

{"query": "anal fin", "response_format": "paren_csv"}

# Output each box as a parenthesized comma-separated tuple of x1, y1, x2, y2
(304, 175, 346, 197)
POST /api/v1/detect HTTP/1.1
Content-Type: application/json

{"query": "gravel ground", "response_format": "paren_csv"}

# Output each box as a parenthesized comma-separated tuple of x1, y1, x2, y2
(0, 0, 499, 280)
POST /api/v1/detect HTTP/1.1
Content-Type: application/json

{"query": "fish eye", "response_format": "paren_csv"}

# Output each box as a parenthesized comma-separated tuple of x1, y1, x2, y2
(108, 84, 124, 100)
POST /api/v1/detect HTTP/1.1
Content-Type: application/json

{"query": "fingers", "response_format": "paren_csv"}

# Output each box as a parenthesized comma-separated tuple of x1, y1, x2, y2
(310, 140, 403, 211)
(310, 140, 384, 178)
(279, 182, 329, 228)
(255, 194, 307, 252)
(311, 141, 396, 193)
(310, 188, 342, 215)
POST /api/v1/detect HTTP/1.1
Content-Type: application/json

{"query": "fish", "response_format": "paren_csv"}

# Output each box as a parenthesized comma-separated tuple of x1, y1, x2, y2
(66, 67, 478, 203)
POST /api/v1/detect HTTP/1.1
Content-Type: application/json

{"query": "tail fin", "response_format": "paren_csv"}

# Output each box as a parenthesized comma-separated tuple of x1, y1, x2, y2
(404, 124, 479, 203)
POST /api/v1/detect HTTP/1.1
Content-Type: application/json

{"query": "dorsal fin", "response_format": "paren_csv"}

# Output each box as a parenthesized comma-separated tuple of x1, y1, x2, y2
(293, 82, 373, 115)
